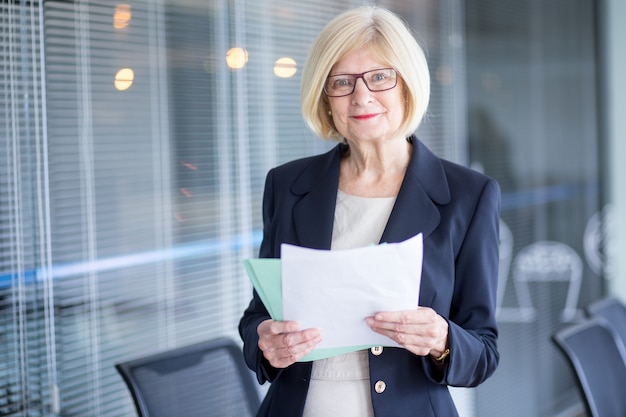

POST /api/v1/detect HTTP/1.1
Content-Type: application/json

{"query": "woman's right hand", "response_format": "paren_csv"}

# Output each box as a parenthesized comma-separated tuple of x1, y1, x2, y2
(257, 319, 322, 368)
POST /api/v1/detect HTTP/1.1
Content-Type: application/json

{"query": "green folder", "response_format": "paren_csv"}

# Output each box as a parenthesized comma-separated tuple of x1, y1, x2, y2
(243, 258, 375, 361)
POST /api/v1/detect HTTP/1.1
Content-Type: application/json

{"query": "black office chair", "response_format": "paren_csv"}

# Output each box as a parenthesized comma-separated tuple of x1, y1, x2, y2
(552, 318, 626, 417)
(115, 337, 260, 417)
(585, 296, 626, 347)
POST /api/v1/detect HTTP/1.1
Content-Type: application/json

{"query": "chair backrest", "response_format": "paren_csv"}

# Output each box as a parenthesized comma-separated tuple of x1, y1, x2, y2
(552, 318, 626, 417)
(115, 337, 260, 417)
(512, 241, 583, 321)
(585, 297, 626, 347)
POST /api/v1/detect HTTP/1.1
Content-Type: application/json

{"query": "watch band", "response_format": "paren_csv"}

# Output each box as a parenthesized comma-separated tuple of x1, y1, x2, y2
(435, 348, 450, 363)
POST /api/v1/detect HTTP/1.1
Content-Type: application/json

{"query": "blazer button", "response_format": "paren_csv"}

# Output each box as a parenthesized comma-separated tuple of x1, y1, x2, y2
(371, 346, 383, 356)
(374, 380, 386, 394)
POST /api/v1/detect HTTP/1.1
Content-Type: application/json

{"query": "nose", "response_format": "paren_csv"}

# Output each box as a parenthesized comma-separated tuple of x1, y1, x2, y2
(351, 78, 373, 103)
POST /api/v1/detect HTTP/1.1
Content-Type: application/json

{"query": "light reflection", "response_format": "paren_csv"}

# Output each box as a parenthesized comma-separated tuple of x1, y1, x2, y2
(113, 4, 131, 29)
(181, 161, 198, 171)
(274, 57, 297, 78)
(226, 47, 248, 70)
(114, 68, 134, 91)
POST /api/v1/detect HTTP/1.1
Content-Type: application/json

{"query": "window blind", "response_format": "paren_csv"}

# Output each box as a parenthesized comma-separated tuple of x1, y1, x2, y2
(1, 2, 55, 415)
(1, 1, 460, 416)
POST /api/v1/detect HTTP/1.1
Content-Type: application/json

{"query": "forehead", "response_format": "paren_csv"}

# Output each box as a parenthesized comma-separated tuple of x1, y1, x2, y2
(330, 45, 390, 74)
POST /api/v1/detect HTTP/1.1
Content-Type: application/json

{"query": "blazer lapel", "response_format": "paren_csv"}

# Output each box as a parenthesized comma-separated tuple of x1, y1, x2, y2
(289, 139, 450, 248)
(291, 145, 343, 250)
(380, 138, 451, 243)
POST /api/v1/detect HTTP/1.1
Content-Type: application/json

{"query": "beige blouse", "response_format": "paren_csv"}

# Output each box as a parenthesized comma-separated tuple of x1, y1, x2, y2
(302, 190, 396, 417)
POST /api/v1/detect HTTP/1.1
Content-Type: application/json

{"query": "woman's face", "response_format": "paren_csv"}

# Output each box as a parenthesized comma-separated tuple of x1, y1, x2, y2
(327, 46, 405, 144)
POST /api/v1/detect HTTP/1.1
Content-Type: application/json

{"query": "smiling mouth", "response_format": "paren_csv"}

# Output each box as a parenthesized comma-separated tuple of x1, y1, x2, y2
(351, 113, 378, 120)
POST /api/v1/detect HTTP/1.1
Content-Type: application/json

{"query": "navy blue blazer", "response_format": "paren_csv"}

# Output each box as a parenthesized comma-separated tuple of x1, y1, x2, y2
(239, 136, 501, 417)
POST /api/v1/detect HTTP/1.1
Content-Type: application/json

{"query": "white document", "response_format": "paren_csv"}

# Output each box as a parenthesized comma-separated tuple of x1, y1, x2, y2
(281, 233, 423, 349)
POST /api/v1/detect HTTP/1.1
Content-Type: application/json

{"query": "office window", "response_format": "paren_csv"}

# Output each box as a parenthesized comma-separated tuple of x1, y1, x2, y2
(2, 0, 535, 416)
(466, 1, 603, 415)
(0, 2, 52, 415)
(7, 1, 608, 416)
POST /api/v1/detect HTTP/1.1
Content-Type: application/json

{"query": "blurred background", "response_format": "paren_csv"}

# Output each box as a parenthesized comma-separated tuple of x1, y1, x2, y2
(1, 0, 625, 416)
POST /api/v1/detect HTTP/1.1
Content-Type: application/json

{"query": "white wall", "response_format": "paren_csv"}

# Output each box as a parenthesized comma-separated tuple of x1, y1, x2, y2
(606, 0, 626, 298)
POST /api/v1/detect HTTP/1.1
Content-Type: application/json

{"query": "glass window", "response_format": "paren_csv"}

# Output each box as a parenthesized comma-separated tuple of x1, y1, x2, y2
(1, 0, 606, 416)
(1, 0, 455, 415)
(466, 1, 603, 415)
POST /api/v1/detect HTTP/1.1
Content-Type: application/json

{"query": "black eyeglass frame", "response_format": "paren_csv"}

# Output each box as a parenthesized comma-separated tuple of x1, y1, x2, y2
(323, 68, 398, 97)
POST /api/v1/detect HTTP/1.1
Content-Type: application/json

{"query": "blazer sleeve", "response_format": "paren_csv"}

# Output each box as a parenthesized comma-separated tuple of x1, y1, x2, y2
(425, 177, 501, 387)
(238, 169, 282, 384)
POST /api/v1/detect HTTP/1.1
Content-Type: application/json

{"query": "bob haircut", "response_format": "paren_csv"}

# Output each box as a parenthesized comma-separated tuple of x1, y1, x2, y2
(301, 6, 431, 141)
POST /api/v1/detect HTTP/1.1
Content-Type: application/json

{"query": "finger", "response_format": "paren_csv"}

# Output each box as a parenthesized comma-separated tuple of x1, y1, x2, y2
(368, 317, 448, 357)
(367, 325, 436, 356)
(258, 325, 321, 357)
(265, 331, 322, 368)
(258, 319, 300, 337)
(371, 308, 429, 324)
(367, 310, 422, 334)
(367, 316, 408, 334)
(279, 327, 321, 348)
(281, 331, 322, 357)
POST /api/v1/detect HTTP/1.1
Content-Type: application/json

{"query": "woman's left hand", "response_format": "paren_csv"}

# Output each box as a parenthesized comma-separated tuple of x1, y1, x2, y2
(366, 306, 449, 359)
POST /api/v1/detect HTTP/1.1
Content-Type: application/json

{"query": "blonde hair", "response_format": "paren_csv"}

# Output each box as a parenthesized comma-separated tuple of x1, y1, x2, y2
(301, 6, 430, 141)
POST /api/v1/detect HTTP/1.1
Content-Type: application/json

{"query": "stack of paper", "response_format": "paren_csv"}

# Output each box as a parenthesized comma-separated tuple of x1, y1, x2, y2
(243, 233, 422, 361)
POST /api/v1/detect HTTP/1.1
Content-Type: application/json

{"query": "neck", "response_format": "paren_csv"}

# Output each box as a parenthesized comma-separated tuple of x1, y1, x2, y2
(343, 136, 411, 176)
(339, 136, 412, 198)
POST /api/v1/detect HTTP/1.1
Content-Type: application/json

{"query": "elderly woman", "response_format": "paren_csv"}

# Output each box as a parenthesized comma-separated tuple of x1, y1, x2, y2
(239, 5, 500, 417)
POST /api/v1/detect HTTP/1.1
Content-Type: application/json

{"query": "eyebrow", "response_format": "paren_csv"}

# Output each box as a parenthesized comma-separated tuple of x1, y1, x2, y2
(328, 67, 389, 76)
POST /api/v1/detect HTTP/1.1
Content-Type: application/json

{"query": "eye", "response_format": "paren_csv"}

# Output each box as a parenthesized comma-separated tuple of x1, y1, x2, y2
(374, 73, 386, 81)
(333, 77, 353, 88)
(369, 72, 389, 83)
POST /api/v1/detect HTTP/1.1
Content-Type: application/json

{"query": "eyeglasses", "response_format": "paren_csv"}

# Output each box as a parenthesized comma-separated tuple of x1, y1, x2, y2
(324, 68, 398, 97)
